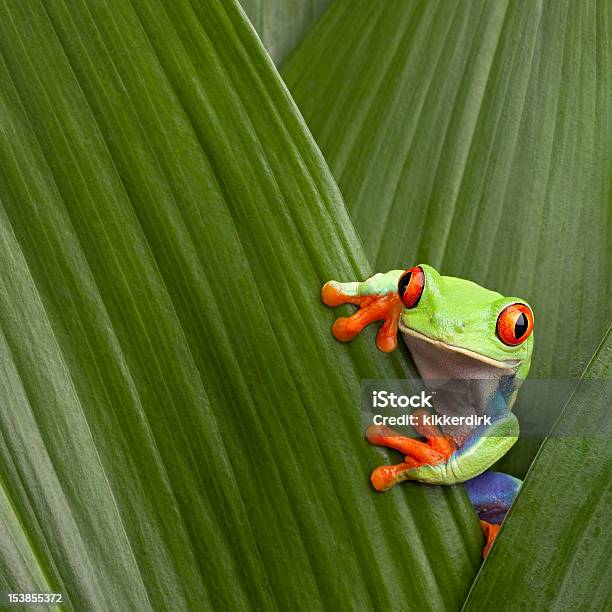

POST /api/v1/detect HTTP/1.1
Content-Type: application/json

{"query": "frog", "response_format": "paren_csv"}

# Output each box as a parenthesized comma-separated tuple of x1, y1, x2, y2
(321, 264, 534, 558)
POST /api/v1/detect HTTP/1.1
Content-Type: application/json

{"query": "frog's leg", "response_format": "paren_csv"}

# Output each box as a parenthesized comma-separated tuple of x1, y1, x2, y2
(464, 471, 522, 558)
(322, 271, 404, 352)
(366, 410, 456, 491)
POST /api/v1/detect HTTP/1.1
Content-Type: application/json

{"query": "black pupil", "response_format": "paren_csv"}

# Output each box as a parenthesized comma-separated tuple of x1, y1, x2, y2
(398, 272, 412, 297)
(514, 313, 528, 339)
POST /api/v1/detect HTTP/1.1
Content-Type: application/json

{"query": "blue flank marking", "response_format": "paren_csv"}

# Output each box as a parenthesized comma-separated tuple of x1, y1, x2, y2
(464, 471, 522, 524)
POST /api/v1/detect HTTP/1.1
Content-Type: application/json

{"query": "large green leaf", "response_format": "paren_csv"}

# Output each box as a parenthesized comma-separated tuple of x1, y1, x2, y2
(0, 0, 481, 609)
(283, 0, 611, 474)
(239, 0, 330, 65)
(464, 327, 611, 610)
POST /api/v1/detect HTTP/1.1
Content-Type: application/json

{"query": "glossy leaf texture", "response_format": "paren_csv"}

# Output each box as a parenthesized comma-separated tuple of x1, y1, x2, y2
(239, 0, 330, 65)
(464, 327, 612, 610)
(283, 0, 611, 474)
(0, 0, 481, 609)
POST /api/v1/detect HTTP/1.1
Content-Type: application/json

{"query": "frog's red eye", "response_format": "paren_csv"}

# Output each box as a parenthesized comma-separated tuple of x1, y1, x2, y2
(496, 303, 534, 346)
(398, 266, 425, 308)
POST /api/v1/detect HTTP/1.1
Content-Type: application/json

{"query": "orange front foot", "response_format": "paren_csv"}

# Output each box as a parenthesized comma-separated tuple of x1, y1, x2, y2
(480, 520, 501, 559)
(366, 411, 456, 491)
(322, 279, 403, 352)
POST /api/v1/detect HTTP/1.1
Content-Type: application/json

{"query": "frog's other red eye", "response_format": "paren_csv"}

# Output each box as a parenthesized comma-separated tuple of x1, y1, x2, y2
(496, 303, 534, 346)
(398, 266, 425, 308)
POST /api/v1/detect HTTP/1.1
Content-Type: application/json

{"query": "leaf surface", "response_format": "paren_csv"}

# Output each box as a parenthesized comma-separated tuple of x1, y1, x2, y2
(283, 0, 611, 474)
(0, 0, 480, 609)
(240, 0, 330, 65)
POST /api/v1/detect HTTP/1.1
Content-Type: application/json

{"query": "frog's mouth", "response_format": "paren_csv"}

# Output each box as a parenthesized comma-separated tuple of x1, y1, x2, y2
(398, 323, 519, 433)
(399, 325, 520, 377)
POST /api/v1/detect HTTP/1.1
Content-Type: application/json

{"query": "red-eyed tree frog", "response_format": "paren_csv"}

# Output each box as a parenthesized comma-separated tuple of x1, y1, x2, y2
(322, 264, 534, 558)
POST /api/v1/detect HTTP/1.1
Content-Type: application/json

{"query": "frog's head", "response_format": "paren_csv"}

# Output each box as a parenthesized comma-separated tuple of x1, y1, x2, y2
(398, 265, 534, 399)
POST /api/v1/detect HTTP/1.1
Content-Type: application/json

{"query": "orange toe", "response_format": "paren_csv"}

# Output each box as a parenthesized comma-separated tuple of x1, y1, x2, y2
(331, 317, 359, 342)
(321, 282, 346, 307)
(370, 463, 415, 491)
(375, 332, 398, 353)
(365, 424, 395, 445)
(480, 520, 501, 559)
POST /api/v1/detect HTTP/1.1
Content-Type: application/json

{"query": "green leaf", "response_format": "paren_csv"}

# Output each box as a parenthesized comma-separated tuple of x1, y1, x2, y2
(239, 0, 331, 65)
(464, 327, 612, 610)
(283, 0, 611, 474)
(0, 0, 481, 609)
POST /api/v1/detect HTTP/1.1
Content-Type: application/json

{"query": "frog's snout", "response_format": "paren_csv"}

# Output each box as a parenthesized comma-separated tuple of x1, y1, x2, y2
(427, 314, 467, 338)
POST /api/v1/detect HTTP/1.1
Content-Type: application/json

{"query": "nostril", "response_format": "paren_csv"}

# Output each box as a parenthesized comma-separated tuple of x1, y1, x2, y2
(454, 322, 466, 333)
